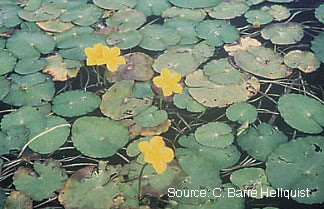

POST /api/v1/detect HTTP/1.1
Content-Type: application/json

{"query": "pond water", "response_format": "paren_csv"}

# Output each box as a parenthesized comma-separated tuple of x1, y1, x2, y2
(0, 0, 324, 209)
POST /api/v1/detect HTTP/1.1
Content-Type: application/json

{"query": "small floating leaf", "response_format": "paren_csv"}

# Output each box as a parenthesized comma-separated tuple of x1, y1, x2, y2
(0, 3, 22, 28)
(0, 125, 29, 155)
(52, 90, 101, 117)
(106, 9, 146, 31)
(278, 94, 324, 134)
(106, 30, 143, 50)
(237, 123, 288, 161)
(262, 5, 290, 21)
(135, 0, 171, 16)
(226, 102, 257, 124)
(284, 50, 320, 73)
(315, 3, 324, 24)
(207, 1, 249, 20)
(14, 58, 47, 75)
(4, 191, 32, 209)
(0, 49, 16, 75)
(134, 106, 168, 128)
(0, 76, 10, 101)
(168, 0, 221, 9)
(311, 32, 324, 63)
(173, 88, 206, 113)
(60, 4, 102, 26)
(261, 23, 304, 45)
(13, 160, 68, 201)
(224, 37, 261, 56)
(162, 7, 206, 22)
(93, 0, 136, 10)
(36, 19, 74, 33)
(72, 116, 129, 158)
(267, 0, 294, 2)
(245, 10, 273, 25)
(18, 3, 61, 22)
(164, 18, 199, 45)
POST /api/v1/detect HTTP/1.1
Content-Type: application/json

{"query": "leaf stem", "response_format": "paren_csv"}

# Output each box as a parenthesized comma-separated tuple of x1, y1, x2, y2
(138, 163, 148, 201)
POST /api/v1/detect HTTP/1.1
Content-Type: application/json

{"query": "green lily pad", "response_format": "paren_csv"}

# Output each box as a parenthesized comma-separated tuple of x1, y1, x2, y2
(0, 39, 5, 49)
(230, 168, 275, 199)
(311, 32, 324, 63)
(234, 46, 292, 79)
(52, 90, 101, 117)
(196, 20, 239, 46)
(100, 80, 153, 120)
(162, 7, 206, 22)
(168, 0, 221, 8)
(134, 106, 168, 128)
(106, 52, 154, 82)
(14, 58, 47, 75)
(60, 4, 102, 26)
(28, 116, 70, 154)
(106, 9, 146, 31)
(0, 4, 22, 28)
(173, 88, 206, 113)
(284, 50, 320, 73)
(207, 1, 249, 19)
(42, 0, 87, 9)
(0, 49, 16, 75)
(13, 160, 68, 201)
(72, 116, 129, 158)
(237, 123, 288, 161)
(36, 19, 75, 33)
(203, 58, 249, 85)
(246, 0, 265, 5)
(261, 23, 304, 45)
(54, 26, 94, 43)
(315, 3, 324, 24)
(22, 0, 42, 11)
(135, 0, 170, 16)
(42, 54, 81, 81)
(266, 136, 324, 204)
(262, 5, 290, 21)
(57, 33, 106, 60)
(185, 70, 260, 107)
(106, 30, 143, 50)
(93, 0, 137, 10)
(164, 18, 199, 45)
(3, 191, 32, 209)
(0, 76, 10, 101)
(131, 81, 155, 98)
(267, 0, 294, 2)
(192, 41, 215, 63)
(139, 25, 180, 51)
(195, 122, 234, 148)
(18, 3, 61, 22)
(126, 137, 149, 157)
(245, 10, 273, 25)
(226, 102, 257, 124)
(59, 163, 122, 209)
(0, 125, 30, 155)
(0, 188, 6, 208)
(2, 73, 55, 106)
(278, 94, 324, 134)
(6, 32, 55, 59)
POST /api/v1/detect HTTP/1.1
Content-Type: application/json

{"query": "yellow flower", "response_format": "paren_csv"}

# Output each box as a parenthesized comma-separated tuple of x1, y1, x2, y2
(138, 136, 174, 174)
(84, 43, 126, 72)
(153, 68, 183, 97)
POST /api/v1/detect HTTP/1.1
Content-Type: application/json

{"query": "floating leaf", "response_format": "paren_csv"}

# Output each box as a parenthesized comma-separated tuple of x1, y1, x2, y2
(195, 122, 234, 148)
(267, 0, 294, 2)
(196, 20, 239, 46)
(42, 54, 81, 81)
(168, 0, 221, 9)
(106, 52, 154, 82)
(230, 168, 275, 199)
(13, 160, 68, 201)
(0, 125, 29, 155)
(54, 26, 94, 43)
(173, 88, 206, 113)
(18, 3, 61, 22)
(237, 123, 288, 161)
(278, 94, 324, 134)
(43, 0, 88, 9)
(126, 137, 149, 157)
(0, 76, 10, 101)
(226, 102, 257, 124)
(244, 10, 273, 25)
(134, 106, 168, 128)
(284, 50, 320, 73)
(59, 163, 121, 209)
(311, 32, 324, 63)
(266, 136, 324, 204)
(203, 58, 249, 85)
(3, 191, 32, 209)
(246, 0, 265, 5)
(185, 70, 260, 107)
(36, 19, 74, 33)
(0, 49, 16, 75)
(207, 1, 249, 19)
(106, 9, 146, 31)
(100, 80, 153, 120)
(140, 119, 171, 136)
(2, 73, 55, 106)
(139, 25, 180, 51)
(72, 116, 129, 158)
(315, 3, 324, 24)
(52, 90, 101, 117)
(0, 4, 22, 28)
(106, 30, 143, 50)
(224, 37, 261, 56)
(28, 116, 70, 154)
(14, 58, 47, 75)
(261, 23, 304, 45)
(60, 4, 102, 26)
(135, 0, 171, 16)
(93, 0, 136, 10)
(234, 46, 292, 79)
(22, 0, 42, 11)
(262, 5, 290, 21)
(162, 7, 206, 22)
(164, 18, 199, 45)
(0, 188, 5, 208)
(6, 32, 55, 59)
(131, 80, 155, 98)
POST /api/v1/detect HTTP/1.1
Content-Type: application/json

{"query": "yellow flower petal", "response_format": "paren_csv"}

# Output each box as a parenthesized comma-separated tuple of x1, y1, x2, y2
(160, 68, 171, 78)
(106, 62, 118, 72)
(160, 147, 174, 163)
(172, 83, 183, 94)
(169, 72, 181, 83)
(153, 77, 164, 88)
(84, 48, 96, 59)
(138, 141, 150, 153)
(162, 86, 173, 97)
(115, 56, 126, 65)
(108, 47, 121, 57)
(153, 161, 167, 174)
(150, 136, 165, 148)
(86, 58, 96, 66)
